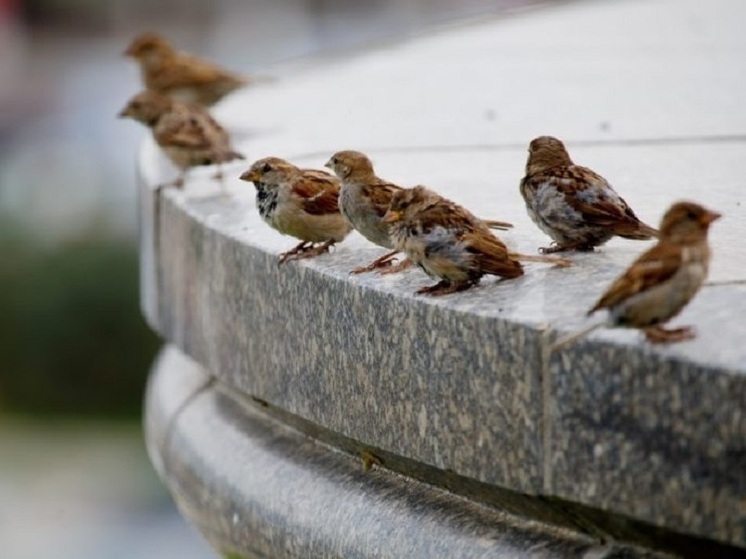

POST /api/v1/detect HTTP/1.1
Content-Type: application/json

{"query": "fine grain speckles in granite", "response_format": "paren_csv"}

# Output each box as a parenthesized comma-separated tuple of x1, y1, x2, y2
(549, 344, 746, 547)
(148, 347, 679, 559)
(137, 0, 746, 549)
(149, 186, 546, 493)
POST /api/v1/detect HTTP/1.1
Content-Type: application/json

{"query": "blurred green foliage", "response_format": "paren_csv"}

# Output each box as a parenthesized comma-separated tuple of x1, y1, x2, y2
(0, 221, 161, 418)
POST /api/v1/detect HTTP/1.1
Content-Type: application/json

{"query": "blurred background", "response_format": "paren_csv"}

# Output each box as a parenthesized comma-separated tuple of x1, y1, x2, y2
(0, 0, 540, 557)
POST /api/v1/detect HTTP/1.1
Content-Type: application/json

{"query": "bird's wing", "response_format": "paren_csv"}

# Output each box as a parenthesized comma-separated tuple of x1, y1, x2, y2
(154, 112, 211, 149)
(364, 181, 402, 218)
(156, 54, 244, 89)
(292, 171, 341, 215)
(589, 242, 682, 313)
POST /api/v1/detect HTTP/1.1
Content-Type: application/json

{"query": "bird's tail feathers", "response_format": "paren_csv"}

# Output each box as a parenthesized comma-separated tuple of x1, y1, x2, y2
(483, 219, 514, 231)
(617, 221, 658, 240)
(550, 320, 607, 352)
(510, 252, 572, 267)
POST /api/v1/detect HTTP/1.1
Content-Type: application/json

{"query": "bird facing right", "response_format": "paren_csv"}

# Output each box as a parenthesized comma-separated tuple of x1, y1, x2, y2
(520, 136, 658, 253)
(553, 201, 720, 347)
(383, 186, 569, 296)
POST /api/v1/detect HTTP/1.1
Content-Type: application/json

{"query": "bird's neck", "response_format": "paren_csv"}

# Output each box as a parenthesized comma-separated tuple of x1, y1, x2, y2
(526, 152, 573, 176)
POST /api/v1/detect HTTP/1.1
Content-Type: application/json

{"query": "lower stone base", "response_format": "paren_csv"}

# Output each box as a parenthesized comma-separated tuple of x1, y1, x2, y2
(145, 346, 693, 559)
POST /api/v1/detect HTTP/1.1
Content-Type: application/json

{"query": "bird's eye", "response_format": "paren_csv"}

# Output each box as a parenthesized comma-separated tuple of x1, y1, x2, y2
(262, 163, 272, 173)
(687, 210, 698, 220)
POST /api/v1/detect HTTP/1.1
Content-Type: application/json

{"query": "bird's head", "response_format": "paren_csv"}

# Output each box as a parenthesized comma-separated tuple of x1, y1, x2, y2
(659, 201, 720, 243)
(240, 157, 297, 189)
(124, 32, 173, 59)
(324, 150, 375, 182)
(118, 91, 174, 125)
(525, 135, 573, 175)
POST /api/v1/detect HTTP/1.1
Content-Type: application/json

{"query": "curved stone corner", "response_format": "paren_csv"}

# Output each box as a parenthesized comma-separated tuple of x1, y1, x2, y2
(146, 345, 684, 559)
(137, 0, 746, 553)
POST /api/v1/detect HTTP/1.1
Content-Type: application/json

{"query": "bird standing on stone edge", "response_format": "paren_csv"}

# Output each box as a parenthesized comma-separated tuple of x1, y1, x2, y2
(124, 32, 250, 107)
(240, 157, 352, 264)
(325, 150, 513, 275)
(552, 201, 720, 347)
(118, 91, 244, 188)
(383, 186, 570, 296)
(520, 136, 658, 254)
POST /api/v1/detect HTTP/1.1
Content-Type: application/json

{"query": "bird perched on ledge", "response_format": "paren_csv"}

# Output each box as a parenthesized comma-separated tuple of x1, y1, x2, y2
(240, 157, 352, 264)
(124, 32, 253, 107)
(119, 91, 244, 188)
(553, 201, 719, 347)
(383, 186, 570, 296)
(325, 150, 513, 275)
(520, 136, 657, 254)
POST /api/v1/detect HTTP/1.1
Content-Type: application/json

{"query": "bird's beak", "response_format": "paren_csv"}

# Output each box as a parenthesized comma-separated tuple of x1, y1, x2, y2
(382, 210, 402, 224)
(117, 106, 131, 118)
(323, 159, 333, 169)
(701, 210, 722, 225)
(240, 169, 259, 182)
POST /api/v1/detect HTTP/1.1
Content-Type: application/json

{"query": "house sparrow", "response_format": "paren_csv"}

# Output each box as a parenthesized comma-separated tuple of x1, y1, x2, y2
(118, 91, 244, 188)
(124, 32, 251, 107)
(325, 150, 513, 275)
(552, 201, 720, 347)
(239, 157, 352, 264)
(520, 136, 658, 253)
(383, 186, 570, 296)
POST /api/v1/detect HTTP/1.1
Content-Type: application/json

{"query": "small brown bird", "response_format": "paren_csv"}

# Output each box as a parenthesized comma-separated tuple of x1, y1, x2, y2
(520, 136, 658, 253)
(383, 186, 569, 296)
(325, 150, 513, 275)
(552, 201, 720, 347)
(240, 157, 352, 264)
(124, 32, 249, 107)
(119, 91, 244, 188)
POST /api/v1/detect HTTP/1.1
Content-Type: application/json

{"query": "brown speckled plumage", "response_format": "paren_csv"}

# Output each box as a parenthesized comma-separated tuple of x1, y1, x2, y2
(240, 157, 352, 264)
(384, 186, 568, 296)
(119, 91, 243, 187)
(125, 32, 249, 107)
(520, 136, 657, 253)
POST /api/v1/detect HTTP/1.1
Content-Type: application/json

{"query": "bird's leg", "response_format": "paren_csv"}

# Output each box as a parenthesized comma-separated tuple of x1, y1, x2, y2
(212, 164, 227, 192)
(350, 250, 399, 274)
(377, 258, 413, 275)
(416, 279, 477, 296)
(644, 325, 696, 344)
(159, 170, 187, 190)
(539, 241, 591, 254)
(278, 241, 313, 265)
(290, 240, 336, 261)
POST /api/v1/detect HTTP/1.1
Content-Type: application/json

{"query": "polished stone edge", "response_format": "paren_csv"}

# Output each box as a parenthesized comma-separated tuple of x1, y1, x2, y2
(146, 346, 688, 559)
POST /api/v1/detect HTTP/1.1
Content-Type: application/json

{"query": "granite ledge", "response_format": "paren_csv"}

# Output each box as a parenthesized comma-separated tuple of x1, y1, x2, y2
(147, 345, 700, 559)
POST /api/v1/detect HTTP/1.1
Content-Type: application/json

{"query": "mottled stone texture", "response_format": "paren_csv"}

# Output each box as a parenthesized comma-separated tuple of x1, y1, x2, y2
(148, 347, 678, 559)
(137, 0, 746, 551)
(550, 345, 746, 547)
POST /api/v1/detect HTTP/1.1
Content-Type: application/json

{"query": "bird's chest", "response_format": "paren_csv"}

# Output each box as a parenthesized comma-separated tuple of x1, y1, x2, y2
(256, 186, 279, 223)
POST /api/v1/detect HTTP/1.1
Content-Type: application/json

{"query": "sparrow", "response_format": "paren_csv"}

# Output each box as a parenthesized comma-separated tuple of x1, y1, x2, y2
(118, 90, 244, 188)
(239, 157, 352, 264)
(124, 32, 251, 107)
(520, 136, 658, 253)
(552, 201, 720, 347)
(325, 150, 513, 275)
(383, 186, 570, 296)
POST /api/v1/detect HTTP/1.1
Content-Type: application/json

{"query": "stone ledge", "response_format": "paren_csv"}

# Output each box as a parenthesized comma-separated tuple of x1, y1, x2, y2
(139, 0, 746, 552)
(148, 346, 689, 559)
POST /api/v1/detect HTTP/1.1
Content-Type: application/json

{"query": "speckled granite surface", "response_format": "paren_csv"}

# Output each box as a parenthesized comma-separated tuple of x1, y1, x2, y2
(139, 0, 746, 552)
(148, 346, 681, 559)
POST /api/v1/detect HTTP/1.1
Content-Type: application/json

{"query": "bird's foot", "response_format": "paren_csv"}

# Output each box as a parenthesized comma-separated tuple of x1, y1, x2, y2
(278, 241, 313, 265)
(350, 250, 399, 274)
(377, 258, 413, 275)
(539, 242, 591, 254)
(644, 325, 696, 344)
(416, 279, 476, 296)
